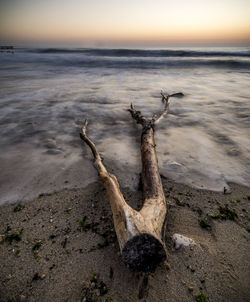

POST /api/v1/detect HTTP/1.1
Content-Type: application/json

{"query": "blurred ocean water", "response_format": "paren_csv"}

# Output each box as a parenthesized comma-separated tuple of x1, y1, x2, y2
(0, 47, 249, 203)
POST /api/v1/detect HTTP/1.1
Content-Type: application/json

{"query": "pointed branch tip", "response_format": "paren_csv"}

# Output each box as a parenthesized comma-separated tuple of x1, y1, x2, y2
(169, 92, 184, 98)
(81, 119, 88, 137)
(84, 119, 88, 127)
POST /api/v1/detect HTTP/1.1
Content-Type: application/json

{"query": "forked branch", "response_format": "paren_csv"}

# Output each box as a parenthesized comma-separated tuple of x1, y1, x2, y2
(80, 91, 183, 272)
(128, 92, 183, 130)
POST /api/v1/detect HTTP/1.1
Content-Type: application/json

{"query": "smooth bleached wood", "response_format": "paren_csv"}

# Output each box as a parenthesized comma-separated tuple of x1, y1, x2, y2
(80, 92, 183, 272)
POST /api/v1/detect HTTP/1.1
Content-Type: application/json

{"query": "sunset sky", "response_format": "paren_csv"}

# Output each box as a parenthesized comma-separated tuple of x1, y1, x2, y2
(0, 0, 249, 47)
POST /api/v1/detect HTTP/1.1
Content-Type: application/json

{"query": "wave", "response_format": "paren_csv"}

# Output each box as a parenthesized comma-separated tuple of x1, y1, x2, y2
(30, 48, 250, 58)
(38, 57, 250, 69)
(3, 48, 250, 70)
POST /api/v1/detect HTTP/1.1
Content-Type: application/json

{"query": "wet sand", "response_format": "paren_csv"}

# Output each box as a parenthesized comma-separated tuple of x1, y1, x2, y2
(0, 179, 249, 302)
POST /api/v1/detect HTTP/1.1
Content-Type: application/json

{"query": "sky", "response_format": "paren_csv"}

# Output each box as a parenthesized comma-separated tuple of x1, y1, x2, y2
(0, 0, 250, 47)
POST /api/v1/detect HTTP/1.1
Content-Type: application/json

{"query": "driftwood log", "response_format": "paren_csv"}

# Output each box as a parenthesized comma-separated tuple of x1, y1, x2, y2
(80, 92, 183, 272)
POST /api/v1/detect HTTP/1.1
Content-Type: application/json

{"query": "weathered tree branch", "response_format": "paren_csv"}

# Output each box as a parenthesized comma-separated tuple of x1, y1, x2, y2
(80, 91, 183, 272)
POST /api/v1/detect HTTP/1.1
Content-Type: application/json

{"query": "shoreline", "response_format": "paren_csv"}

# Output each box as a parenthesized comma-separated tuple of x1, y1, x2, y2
(0, 178, 249, 301)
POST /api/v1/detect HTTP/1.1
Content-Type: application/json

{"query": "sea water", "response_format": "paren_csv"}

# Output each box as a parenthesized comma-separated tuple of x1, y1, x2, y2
(0, 47, 249, 204)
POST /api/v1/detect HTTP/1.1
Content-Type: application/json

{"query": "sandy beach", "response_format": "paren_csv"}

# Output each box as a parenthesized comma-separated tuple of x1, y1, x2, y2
(0, 178, 249, 302)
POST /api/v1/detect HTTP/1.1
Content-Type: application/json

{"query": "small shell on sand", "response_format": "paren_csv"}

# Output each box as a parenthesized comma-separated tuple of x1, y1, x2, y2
(172, 233, 197, 249)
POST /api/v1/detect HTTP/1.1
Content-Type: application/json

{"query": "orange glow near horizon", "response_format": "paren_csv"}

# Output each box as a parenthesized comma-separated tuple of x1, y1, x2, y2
(0, 0, 249, 46)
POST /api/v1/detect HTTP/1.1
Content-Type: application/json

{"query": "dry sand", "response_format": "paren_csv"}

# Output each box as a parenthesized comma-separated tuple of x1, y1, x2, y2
(0, 178, 249, 302)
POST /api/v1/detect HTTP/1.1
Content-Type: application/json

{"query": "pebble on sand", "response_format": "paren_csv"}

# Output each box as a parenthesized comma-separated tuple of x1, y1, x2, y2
(172, 233, 197, 250)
